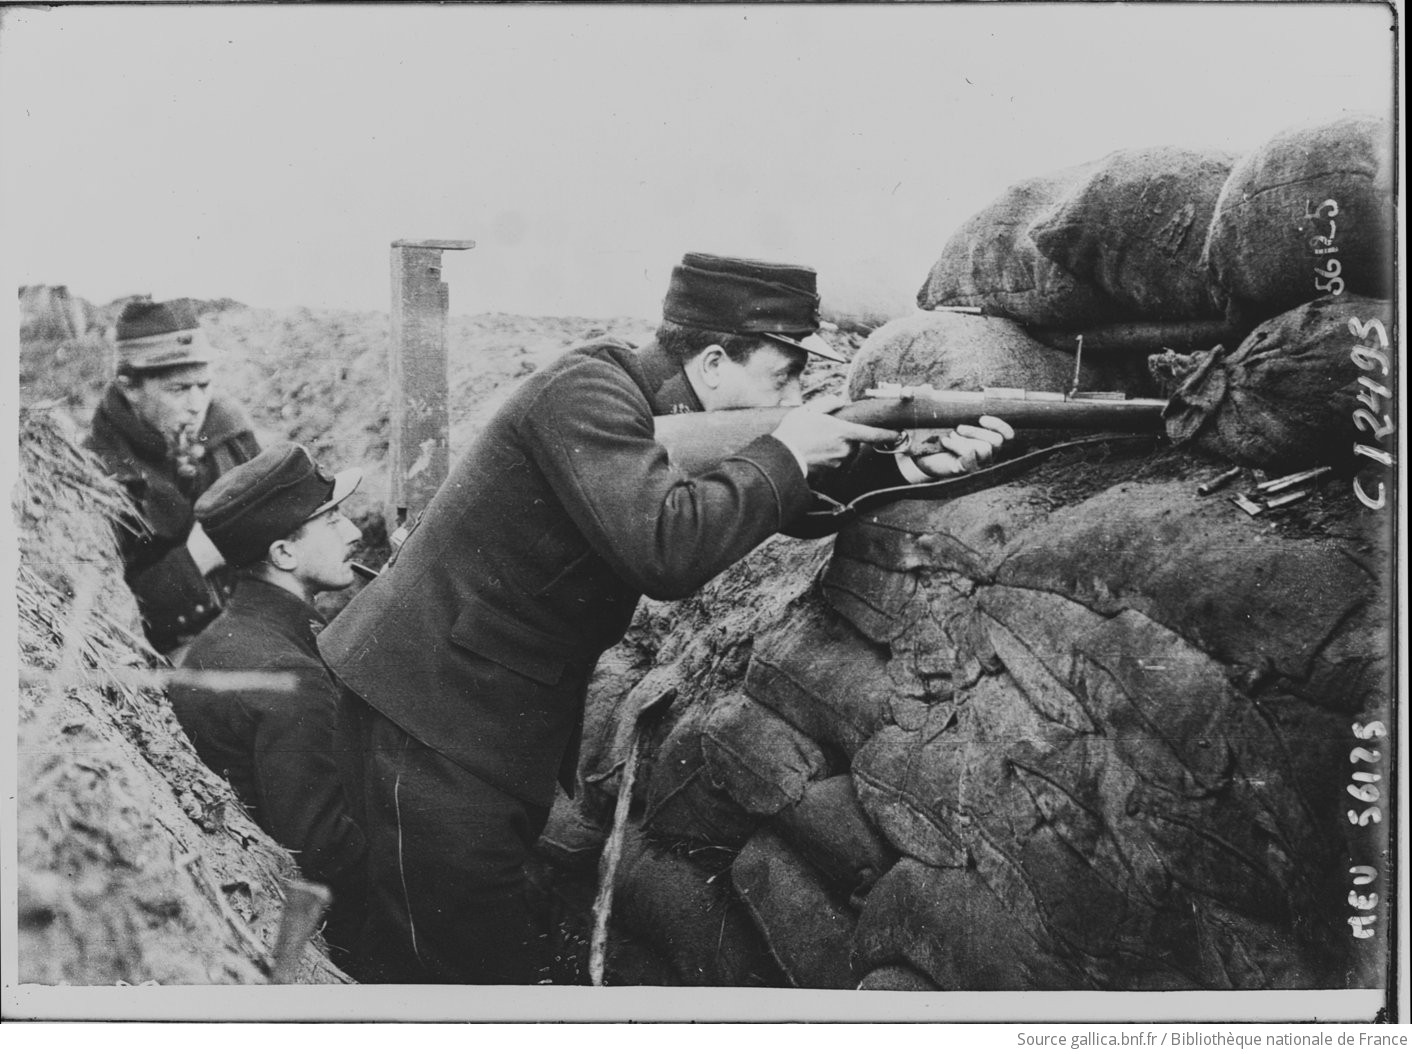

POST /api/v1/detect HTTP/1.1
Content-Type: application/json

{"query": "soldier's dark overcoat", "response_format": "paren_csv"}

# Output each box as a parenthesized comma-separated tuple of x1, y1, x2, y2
(320, 338, 812, 807)
(85, 386, 261, 651)
(170, 574, 366, 963)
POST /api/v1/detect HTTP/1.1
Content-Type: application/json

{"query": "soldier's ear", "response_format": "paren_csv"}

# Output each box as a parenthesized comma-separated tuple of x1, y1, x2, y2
(266, 538, 298, 572)
(696, 344, 727, 388)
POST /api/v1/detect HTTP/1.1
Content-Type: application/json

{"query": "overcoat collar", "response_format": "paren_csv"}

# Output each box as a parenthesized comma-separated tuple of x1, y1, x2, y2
(227, 574, 328, 648)
(632, 341, 704, 417)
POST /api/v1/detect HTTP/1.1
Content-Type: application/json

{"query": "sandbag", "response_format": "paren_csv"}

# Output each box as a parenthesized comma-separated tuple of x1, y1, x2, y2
(700, 693, 831, 817)
(847, 309, 1152, 402)
(852, 858, 1082, 990)
(1162, 295, 1392, 472)
(731, 830, 858, 989)
(536, 789, 606, 871)
(852, 604, 1337, 989)
(1027, 146, 1236, 320)
(743, 601, 898, 758)
(822, 480, 1054, 654)
(1202, 113, 1394, 326)
(993, 480, 1390, 717)
(612, 822, 782, 987)
(642, 702, 757, 851)
(773, 775, 897, 899)
(917, 165, 1121, 327)
(1031, 146, 1238, 321)
(830, 456, 1389, 988)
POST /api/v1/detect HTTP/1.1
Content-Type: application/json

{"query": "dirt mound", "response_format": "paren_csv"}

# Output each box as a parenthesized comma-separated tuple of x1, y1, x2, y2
(15, 408, 350, 985)
(19, 284, 92, 342)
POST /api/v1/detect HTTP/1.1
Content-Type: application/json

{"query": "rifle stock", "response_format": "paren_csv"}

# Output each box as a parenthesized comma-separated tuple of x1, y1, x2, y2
(655, 385, 1167, 476)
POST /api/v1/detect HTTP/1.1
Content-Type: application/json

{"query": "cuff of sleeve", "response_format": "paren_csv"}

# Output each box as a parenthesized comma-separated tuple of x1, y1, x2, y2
(733, 434, 815, 521)
(771, 433, 811, 478)
(129, 547, 218, 643)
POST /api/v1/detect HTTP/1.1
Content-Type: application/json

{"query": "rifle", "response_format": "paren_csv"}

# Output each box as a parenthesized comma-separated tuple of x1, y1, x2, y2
(655, 383, 1168, 477)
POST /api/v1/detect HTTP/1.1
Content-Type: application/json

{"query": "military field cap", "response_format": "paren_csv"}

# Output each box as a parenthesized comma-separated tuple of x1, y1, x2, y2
(115, 299, 215, 374)
(663, 252, 847, 363)
(195, 443, 363, 567)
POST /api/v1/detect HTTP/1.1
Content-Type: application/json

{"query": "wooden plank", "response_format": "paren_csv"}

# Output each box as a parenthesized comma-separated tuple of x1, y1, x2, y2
(391, 239, 477, 250)
(388, 240, 472, 529)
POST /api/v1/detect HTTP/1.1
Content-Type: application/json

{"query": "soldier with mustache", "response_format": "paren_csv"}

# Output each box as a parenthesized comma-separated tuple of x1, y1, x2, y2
(168, 443, 369, 973)
(84, 298, 261, 655)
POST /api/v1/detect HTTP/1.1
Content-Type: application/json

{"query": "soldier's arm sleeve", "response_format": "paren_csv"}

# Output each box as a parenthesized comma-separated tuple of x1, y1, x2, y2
(127, 543, 220, 647)
(523, 358, 814, 601)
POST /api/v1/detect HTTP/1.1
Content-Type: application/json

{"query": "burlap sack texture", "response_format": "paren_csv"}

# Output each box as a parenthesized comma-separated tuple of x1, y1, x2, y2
(847, 309, 1160, 403)
(610, 821, 783, 987)
(1030, 146, 1239, 322)
(1162, 294, 1393, 471)
(916, 162, 1121, 328)
(825, 464, 1389, 989)
(731, 829, 859, 989)
(1201, 112, 1394, 328)
(584, 444, 1389, 988)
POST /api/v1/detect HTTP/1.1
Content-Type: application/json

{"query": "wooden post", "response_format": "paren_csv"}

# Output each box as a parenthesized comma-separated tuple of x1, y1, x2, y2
(388, 239, 474, 531)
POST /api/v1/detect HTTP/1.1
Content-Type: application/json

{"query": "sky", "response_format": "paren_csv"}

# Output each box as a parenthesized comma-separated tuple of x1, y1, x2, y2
(0, 3, 1399, 321)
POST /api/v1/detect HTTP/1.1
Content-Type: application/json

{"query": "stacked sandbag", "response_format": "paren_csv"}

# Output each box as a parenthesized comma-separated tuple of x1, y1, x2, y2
(847, 309, 1158, 402)
(917, 118, 1391, 354)
(566, 120, 1393, 988)
(610, 821, 783, 987)
(579, 614, 905, 986)
(1202, 113, 1394, 328)
(829, 464, 1390, 990)
(773, 775, 896, 897)
(731, 830, 858, 989)
(571, 441, 1389, 993)
(917, 163, 1120, 328)
(916, 149, 1243, 350)
(1030, 146, 1238, 322)
(1162, 294, 1393, 471)
(853, 859, 1081, 990)
(640, 695, 779, 850)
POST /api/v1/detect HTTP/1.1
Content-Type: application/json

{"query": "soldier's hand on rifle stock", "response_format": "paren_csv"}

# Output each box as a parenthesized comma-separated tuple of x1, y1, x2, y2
(771, 394, 900, 476)
(912, 415, 1014, 478)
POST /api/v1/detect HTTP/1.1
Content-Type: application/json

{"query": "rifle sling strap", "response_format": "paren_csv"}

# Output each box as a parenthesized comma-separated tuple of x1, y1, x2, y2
(800, 433, 1162, 529)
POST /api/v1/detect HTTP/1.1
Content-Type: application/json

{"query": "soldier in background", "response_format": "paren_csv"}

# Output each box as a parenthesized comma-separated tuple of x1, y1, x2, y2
(85, 299, 261, 655)
(169, 443, 368, 973)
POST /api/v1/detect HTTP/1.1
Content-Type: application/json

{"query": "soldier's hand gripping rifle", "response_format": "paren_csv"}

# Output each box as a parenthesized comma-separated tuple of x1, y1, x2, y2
(655, 383, 1169, 533)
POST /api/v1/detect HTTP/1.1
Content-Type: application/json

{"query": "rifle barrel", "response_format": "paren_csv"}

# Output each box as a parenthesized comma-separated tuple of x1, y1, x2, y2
(655, 391, 1167, 476)
(838, 393, 1167, 432)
